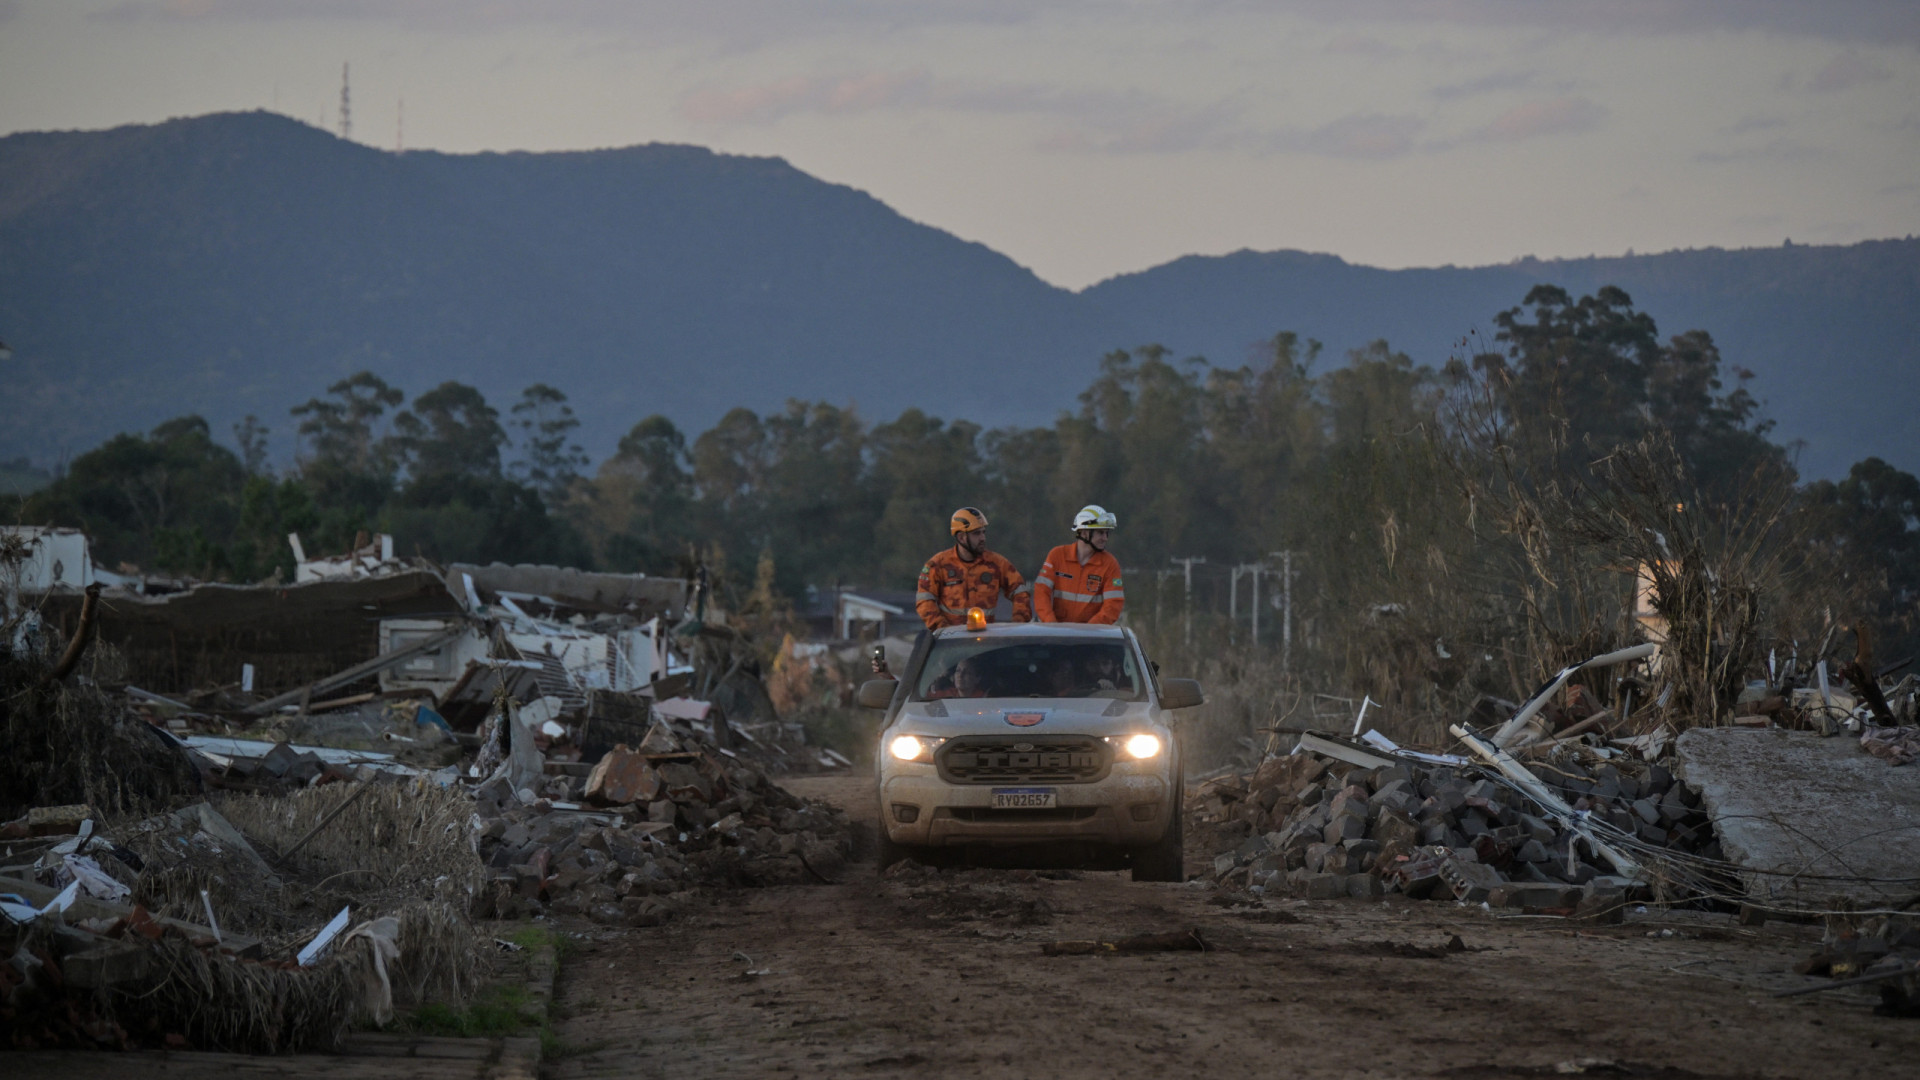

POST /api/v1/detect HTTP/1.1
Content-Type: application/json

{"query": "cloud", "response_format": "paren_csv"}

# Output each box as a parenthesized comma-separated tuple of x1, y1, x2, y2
(1694, 138, 1822, 163)
(679, 65, 1432, 161)
(1284, 112, 1425, 159)
(82, 0, 1920, 54)
(1725, 115, 1787, 135)
(1324, 33, 1399, 58)
(1468, 96, 1605, 142)
(1262, 1, 1920, 49)
(1809, 50, 1894, 92)
(680, 71, 932, 124)
(91, 0, 1054, 45)
(1430, 70, 1536, 101)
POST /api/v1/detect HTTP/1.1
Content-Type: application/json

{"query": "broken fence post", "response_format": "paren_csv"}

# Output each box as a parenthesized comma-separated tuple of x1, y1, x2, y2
(280, 781, 376, 861)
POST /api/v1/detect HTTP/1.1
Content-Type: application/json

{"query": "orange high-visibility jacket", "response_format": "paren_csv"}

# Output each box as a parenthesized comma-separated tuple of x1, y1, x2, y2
(916, 547, 1032, 629)
(1032, 543, 1125, 624)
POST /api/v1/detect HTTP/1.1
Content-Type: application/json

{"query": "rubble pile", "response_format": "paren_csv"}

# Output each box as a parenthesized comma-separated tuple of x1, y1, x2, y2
(1797, 914, 1920, 1017)
(1, 779, 484, 1051)
(1195, 746, 1715, 910)
(470, 716, 851, 927)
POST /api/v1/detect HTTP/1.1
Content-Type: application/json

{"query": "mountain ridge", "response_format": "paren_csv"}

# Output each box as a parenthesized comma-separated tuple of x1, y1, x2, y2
(1, 111, 1912, 479)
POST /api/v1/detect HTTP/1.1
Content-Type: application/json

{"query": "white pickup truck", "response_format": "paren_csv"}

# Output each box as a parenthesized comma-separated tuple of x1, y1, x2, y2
(858, 622, 1204, 881)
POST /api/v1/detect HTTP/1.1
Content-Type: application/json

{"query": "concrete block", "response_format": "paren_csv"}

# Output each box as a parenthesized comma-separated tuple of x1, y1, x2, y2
(1323, 813, 1367, 845)
(1487, 883, 1578, 909)
(1328, 786, 1370, 821)
(1347, 873, 1384, 898)
(1573, 889, 1626, 924)
(1518, 813, 1556, 843)
(1375, 809, 1419, 851)
(1369, 766, 1412, 793)
(1647, 764, 1674, 795)
(585, 745, 663, 806)
(1632, 798, 1660, 826)
(1303, 873, 1347, 900)
(1439, 854, 1505, 902)
(1321, 846, 1358, 875)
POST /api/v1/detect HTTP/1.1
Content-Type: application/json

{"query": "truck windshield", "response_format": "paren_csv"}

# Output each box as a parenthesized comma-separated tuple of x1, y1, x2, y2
(913, 637, 1143, 701)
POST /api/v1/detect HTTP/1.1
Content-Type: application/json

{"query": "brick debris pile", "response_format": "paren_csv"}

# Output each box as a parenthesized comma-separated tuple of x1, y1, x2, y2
(471, 717, 851, 927)
(1193, 747, 1717, 913)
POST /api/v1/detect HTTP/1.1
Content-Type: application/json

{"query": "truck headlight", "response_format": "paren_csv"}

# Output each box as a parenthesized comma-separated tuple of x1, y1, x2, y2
(889, 735, 939, 761)
(1121, 733, 1162, 760)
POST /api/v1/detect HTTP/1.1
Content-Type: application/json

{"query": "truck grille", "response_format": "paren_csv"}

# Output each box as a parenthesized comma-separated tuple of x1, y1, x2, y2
(936, 735, 1110, 784)
(948, 807, 1099, 823)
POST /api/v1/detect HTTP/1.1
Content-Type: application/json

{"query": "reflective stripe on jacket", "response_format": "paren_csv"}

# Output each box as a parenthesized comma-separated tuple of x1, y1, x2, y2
(1032, 543, 1124, 624)
(915, 547, 1032, 629)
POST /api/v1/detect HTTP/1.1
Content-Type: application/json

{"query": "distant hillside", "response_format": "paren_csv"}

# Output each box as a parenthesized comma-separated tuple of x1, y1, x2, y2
(1081, 240, 1920, 479)
(0, 111, 1914, 479)
(0, 111, 1102, 465)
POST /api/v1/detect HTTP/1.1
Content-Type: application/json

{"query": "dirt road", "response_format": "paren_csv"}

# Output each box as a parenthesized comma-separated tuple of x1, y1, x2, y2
(544, 773, 1920, 1079)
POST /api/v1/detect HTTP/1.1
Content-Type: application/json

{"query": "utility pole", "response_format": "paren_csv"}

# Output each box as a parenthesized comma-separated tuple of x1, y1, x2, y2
(1270, 550, 1297, 674)
(1250, 560, 1261, 646)
(1229, 562, 1265, 646)
(1169, 557, 1205, 647)
(1154, 568, 1178, 638)
(338, 62, 352, 141)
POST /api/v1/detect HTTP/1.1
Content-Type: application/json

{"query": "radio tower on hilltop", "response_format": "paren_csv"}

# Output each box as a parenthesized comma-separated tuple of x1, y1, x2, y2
(338, 63, 352, 141)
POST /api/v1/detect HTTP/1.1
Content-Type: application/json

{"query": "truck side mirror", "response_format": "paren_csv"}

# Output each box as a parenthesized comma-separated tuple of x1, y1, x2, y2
(857, 679, 898, 710)
(1159, 678, 1204, 710)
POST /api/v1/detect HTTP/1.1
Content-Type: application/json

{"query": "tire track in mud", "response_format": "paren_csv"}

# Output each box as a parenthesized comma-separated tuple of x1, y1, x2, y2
(543, 774, 1920, 1080)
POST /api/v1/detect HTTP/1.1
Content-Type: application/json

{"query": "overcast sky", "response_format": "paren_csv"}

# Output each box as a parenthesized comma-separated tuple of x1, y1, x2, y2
(2, 1, 1915, 289)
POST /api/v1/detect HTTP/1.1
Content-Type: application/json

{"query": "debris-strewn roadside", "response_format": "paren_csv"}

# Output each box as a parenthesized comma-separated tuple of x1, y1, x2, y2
(470, 714, 851, 926)
(2, 539, 853, 1052)
(1192, 745, 1710, 914)
(1194, 641, 1920, 1016)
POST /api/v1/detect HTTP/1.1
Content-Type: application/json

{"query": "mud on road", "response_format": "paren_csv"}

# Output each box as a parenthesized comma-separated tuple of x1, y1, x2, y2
(544, 773, 1919, 1080)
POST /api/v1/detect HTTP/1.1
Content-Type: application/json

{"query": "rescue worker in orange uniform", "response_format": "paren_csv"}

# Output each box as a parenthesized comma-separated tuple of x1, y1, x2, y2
(1033, 505, 1125, 624)
(916, 507, 1033, 629)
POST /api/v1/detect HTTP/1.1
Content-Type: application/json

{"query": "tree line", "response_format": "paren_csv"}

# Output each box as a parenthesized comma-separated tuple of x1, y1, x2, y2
(8, 285, 1916, 681)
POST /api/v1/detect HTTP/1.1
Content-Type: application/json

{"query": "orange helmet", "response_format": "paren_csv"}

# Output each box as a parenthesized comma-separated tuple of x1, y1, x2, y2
(949, 506, 989, 535)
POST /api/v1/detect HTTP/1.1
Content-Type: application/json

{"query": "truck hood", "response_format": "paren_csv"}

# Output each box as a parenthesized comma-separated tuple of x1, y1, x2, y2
(892, 697, 1161, 737)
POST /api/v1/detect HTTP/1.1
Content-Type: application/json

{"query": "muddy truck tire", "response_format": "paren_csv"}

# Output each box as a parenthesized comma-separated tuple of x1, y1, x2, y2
(1131, 776, 1186, 882)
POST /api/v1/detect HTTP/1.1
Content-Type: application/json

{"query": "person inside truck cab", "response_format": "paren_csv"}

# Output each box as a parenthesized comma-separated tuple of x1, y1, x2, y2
(1079, 649, 1132, 696)
(925, 654, 992, 699)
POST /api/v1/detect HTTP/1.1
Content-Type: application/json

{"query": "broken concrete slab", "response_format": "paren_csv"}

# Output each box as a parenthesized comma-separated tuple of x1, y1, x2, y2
(1675, 727, 1920, 909)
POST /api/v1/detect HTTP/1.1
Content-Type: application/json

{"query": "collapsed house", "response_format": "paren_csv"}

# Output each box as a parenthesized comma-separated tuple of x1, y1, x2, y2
(1, 528, 852, 1050)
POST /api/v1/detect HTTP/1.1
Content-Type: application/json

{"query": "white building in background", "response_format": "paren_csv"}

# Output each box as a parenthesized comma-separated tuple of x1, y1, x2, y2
(1, 526, 95, 591)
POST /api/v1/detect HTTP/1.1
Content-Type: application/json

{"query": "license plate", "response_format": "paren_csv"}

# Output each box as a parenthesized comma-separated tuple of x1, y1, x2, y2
(991, 787, 1057, 809)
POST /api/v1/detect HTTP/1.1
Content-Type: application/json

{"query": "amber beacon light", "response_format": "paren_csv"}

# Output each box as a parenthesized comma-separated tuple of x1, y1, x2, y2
(966, 607, 987, 630)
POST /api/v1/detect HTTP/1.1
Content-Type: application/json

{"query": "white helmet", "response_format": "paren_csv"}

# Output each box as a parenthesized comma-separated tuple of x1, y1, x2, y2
(1071, 504, 1117, 531)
